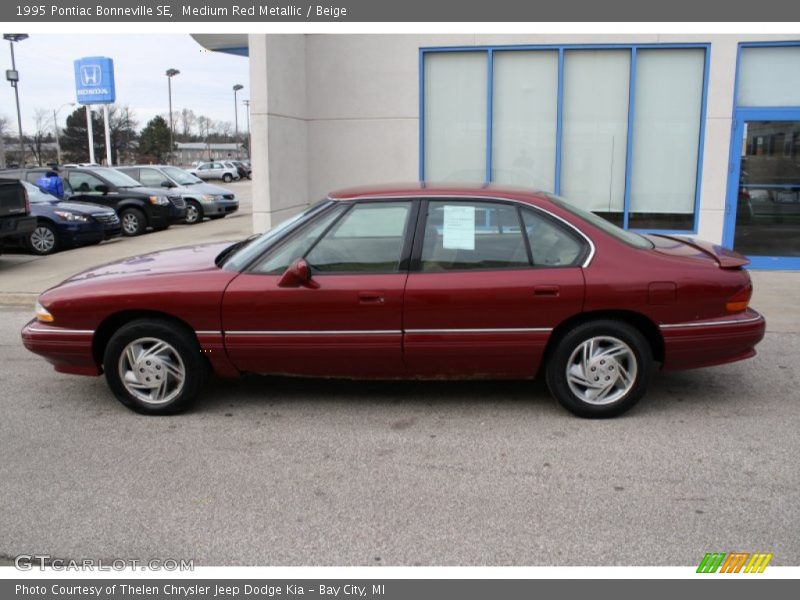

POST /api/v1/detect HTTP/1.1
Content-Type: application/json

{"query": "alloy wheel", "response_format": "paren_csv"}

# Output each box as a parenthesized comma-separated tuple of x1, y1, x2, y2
(565, 336, 637, 405)
(30, 226, 56, 253)
(122, 213, 140, 235)
(117, 337, 186, 405)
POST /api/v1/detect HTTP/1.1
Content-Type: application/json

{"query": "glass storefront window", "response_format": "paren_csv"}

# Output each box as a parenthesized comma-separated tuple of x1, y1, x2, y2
(628, 48, 705, 230)
(491, 51, 558, 191)
(738, 46, 800, 108)
(422, 44, 708, 233)
(734, 121, 800, 257)
(560, 49, 630, 225)
(423, 52, 488, 182)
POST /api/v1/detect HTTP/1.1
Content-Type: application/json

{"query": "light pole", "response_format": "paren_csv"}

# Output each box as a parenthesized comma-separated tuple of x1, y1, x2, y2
(52, 102, 75, 166)
(242, 99, 251, 159)
(4, 33, 28, 167)
(165, 68, 180, 164)
(232, 84, 243, 159)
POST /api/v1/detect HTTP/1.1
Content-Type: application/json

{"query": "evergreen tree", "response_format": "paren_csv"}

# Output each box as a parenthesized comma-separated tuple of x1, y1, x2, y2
(137, 116, 173, 163)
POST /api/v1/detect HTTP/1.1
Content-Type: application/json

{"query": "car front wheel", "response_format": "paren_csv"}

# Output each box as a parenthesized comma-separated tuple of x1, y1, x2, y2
(222, 173, 233, 183)
(184, 200, 202, 224)
(120, 208, 146, 236)
(545, 320, 652, 418)
(103, 319, 208, 415)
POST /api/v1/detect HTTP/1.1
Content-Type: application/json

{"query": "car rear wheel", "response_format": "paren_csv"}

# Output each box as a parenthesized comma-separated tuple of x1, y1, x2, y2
(184, 200, 203, 224)
(103, 319, 208, 415)
(222, 173, 233, 183)
(545, 320, 652, 418)
(27, 222, 59, 255)
(120, 208, 146, 236)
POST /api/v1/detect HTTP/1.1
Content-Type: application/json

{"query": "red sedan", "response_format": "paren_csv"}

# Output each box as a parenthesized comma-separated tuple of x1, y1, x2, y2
(21, 184, 765, 418)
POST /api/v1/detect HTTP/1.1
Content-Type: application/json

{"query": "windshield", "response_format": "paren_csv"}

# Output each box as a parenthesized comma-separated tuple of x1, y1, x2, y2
(22, 180, 56, 203)
(546, 194, 653, 249)
(162, 166, 202, 185)
(88, 168, 143, 188)
(222, 200, 333, 271)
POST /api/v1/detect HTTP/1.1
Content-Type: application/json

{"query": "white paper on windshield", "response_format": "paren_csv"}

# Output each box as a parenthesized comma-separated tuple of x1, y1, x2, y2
(442, 205, 475, 250)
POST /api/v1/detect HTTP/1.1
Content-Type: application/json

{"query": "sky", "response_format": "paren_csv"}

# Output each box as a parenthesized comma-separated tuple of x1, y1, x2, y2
(0, 34, 250, 135)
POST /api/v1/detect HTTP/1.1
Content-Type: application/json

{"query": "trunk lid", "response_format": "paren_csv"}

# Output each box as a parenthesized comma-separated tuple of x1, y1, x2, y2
(647, 234, 750, 269)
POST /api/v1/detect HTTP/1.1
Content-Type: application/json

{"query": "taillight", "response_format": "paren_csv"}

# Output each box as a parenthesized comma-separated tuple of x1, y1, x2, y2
(726, 283, 752, 314)
(23, 186, 30, 213)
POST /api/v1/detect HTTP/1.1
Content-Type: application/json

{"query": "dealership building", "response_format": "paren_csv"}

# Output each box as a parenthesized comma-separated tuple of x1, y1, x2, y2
(193, 34, 800, 269)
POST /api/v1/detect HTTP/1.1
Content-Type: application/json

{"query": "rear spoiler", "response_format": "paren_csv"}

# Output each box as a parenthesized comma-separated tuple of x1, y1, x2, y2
(652, 235, 750, 269)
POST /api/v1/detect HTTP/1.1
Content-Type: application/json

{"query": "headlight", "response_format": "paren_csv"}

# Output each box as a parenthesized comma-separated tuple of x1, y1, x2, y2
(54, 210, 88, 222)
(35, 301, 54, 323)
(149, 195, 170, 206)
(200, 194, 215, 203)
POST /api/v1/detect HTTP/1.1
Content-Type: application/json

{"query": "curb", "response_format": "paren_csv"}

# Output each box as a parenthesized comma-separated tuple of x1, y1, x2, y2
(0, 293, 37, 307)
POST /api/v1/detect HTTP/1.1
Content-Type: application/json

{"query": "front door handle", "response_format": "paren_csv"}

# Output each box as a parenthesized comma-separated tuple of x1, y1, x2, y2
(534, 285, 560, 297)
(358, 291, 386, 304)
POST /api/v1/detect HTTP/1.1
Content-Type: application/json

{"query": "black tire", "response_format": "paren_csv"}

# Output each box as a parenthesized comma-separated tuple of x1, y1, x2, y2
(222, 173, 233, 183)
(120, 207, 146, 236)
(545, 319, 652, 418)
(184, 200, 203, 225)
(103, 318, 208, 415)
(27, 221, 59, 255)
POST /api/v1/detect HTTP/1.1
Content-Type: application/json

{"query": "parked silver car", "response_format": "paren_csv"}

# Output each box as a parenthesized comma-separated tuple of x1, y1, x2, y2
(116, 165, 239, 224)
(188, 161, 240, 183)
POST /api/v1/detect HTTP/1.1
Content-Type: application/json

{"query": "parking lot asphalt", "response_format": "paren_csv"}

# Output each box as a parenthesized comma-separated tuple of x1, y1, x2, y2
(0, 306, 798, 566)
(1, 182, 798, 566)
(0, 180, 252, 300)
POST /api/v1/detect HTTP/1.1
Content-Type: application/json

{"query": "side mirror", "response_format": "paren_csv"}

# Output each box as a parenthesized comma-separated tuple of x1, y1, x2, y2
(161, 180, 175, 188)
(278, 258, 318, 289)
(95, 184, 109, 194)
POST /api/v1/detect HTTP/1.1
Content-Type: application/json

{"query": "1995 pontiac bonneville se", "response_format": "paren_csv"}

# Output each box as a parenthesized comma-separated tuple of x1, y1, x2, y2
(21, 184, 766, 418)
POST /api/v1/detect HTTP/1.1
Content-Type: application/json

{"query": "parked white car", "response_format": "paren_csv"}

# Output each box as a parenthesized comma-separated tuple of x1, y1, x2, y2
(188, 161, 240, 183)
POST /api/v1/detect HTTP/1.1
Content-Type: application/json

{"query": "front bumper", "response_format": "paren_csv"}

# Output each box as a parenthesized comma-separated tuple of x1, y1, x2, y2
(167, 198, 188, 223)
(660, 308, 766, 370)
(21, 319, 99, 376)
(204, 199, 239, 216)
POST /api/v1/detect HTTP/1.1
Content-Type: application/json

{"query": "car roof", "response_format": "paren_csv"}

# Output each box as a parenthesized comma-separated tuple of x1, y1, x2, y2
(328, 182, 551, 204)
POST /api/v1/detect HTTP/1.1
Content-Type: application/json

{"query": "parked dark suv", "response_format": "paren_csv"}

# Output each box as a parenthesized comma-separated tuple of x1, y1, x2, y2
(0, 177, 36, 254)
(0, 167, 187, 236)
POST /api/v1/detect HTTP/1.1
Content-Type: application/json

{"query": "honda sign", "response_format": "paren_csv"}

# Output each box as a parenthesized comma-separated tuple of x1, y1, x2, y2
(73, 56, 116, 104)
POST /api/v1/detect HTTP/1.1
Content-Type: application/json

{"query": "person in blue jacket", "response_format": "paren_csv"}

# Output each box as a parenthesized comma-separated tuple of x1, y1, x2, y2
(36, 169, 64, 199)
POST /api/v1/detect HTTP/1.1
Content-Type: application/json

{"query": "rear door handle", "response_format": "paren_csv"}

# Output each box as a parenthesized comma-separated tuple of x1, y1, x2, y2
(358, 291, 386, 304)
(534, 285, 560, 297)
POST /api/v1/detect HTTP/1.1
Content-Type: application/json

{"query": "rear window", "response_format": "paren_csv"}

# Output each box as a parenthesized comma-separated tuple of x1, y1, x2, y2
(546, 194, 653, 249)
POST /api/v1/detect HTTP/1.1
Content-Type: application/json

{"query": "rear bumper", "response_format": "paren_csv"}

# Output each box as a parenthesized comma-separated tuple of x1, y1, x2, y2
(660, 309, 766, 370)
(20, 319, 99, 376)
(0, 215, 36, 238)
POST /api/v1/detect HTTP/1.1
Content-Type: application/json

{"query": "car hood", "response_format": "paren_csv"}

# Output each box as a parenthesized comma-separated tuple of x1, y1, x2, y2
(184, 182, 236, 197)
(49, 200, 116, 215)
(119, 185, 176, 197)
(63, 241, 235, 283)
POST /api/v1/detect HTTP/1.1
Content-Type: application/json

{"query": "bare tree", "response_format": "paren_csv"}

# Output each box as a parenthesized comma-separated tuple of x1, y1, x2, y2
(179, 108, 196, 139)
(196, 115, 213, 160)
(216, 120, 233, 141)
(0, 116, 9, 168)
(27, 109, 53, 166)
